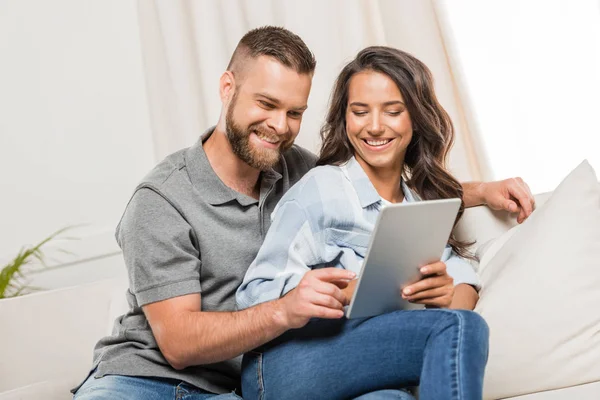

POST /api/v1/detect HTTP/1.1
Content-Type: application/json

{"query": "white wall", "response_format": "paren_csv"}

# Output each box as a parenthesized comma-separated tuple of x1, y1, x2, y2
(0, 0, 155, 285)
(439, 0, 600, 193)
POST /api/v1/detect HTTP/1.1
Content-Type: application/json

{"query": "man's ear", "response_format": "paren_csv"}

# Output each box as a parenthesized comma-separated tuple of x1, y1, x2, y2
(220, 71, 235, 103)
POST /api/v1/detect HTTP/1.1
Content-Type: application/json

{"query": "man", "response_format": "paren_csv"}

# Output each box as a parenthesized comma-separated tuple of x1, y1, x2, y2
(73, 26, 534, 399)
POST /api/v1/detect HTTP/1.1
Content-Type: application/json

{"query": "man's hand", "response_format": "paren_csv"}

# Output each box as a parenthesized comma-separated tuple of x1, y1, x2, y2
(341, 279, 358, 305)
(278, 268, 355, 329)
(401, 261, 454, 308)
(464, 178, 535, 223)
(481, 177, 535, 223)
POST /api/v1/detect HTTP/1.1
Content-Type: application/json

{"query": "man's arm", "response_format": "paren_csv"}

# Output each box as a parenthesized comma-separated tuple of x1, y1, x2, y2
(462, 178, 535, 223)
(117, 189, 289, 369)
(143, 294, 287, 369)
(144, 268, 354, 369)
(461, 182, 486, 208)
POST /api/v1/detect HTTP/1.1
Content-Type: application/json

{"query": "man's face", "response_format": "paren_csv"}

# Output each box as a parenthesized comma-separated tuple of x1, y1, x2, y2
(225, 56, 312, 170)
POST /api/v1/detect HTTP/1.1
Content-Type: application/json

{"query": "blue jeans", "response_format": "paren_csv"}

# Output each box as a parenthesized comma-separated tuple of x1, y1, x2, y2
(73, 373, 242, 400)
(242, 309, 489, 400)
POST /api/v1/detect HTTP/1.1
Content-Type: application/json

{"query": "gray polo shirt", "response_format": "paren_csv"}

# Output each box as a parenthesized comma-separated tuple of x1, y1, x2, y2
(76, 129, 316, 394)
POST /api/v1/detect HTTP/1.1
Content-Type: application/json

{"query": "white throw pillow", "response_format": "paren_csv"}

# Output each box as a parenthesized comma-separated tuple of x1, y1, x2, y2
(475, 160, 600, 399)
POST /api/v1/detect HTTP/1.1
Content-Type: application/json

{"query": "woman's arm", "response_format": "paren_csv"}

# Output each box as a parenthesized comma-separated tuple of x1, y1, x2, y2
(236, 199, 321, 309)
(449, 284, 479, 310)
(442, 247, 480, 310)
(236, 195, 355, 329)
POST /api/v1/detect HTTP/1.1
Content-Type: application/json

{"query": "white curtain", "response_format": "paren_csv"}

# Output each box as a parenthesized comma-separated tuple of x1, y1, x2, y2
(136, 0, 483, 181)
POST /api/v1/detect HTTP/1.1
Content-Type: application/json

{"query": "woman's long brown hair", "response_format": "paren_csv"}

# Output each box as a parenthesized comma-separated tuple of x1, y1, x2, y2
(317, 46, 473, 258)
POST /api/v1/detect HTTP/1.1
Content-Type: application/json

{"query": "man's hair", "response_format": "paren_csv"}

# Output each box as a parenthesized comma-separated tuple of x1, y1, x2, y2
(227, 26, 316, 75)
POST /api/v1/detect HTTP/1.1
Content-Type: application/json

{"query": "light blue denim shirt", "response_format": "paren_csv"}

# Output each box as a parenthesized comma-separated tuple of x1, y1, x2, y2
(236, 156, 479, 310)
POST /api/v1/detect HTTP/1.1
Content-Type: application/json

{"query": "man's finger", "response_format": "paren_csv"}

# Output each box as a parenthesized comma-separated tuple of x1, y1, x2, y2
(517, 207, 527, 224)
(524, 182, 536, 212)
(309, 305, 345, 320)
(506, 199, 519, 213)
(516, 178, 536, 216)
(310, 267, 356, 282)
(508, 183, 534, 217)
(330, 279, 351, 290)
(312, 280, 348, 306)
(311, 292, 345, 311)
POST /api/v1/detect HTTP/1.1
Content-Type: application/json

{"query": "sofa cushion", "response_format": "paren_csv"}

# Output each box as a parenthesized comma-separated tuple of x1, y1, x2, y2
(0, 271, 128, 395)
(475, 160, 600, 399)
(505, 380, 600, 400)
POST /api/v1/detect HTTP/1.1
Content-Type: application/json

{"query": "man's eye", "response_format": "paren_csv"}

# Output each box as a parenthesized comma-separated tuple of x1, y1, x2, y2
(259, 101, 275, 109)
(288, 111, 302, 119)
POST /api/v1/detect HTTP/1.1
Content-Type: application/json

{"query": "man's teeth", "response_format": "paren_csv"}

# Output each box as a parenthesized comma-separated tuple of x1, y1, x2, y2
(365, 139, 391, 146)
(256, 132, 279, 144)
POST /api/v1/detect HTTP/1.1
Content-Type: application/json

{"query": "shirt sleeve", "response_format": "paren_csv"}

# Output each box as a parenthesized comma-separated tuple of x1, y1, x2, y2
(441, 246, 481, 290)
(236, 199, 323, 310)
(117, 188, 202, 306)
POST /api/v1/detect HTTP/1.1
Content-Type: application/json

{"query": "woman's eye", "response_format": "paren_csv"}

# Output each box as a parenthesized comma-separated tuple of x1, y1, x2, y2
(352, 111, 367, 116)
(387, 111, 402, 116)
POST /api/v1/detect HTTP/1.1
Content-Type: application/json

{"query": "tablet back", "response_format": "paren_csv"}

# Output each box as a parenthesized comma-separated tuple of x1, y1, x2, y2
(346, 198, 461, 319)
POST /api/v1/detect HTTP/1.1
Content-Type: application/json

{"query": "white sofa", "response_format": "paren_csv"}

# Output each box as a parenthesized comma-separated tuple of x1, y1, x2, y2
(1, 192, 599, 399)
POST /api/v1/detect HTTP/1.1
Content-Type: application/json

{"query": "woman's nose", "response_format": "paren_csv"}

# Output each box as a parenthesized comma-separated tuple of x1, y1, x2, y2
(367, 115, 384, 135)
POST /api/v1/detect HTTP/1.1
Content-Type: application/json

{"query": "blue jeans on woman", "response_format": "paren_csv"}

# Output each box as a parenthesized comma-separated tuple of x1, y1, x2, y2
(241, 309, 489, 400)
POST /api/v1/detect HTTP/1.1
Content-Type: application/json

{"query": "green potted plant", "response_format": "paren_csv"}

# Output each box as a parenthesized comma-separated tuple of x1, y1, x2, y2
(0, 227, 72, 299)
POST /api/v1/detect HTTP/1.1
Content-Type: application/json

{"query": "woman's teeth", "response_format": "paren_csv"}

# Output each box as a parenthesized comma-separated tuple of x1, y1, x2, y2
(365, 139, 391, 146)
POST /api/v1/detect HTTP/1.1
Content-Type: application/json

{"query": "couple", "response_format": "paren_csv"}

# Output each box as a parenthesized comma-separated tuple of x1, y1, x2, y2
(73, 26, 534, 400)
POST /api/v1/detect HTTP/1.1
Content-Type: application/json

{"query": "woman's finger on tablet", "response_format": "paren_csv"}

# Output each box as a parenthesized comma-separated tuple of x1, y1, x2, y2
(419, 261, 447, 276)
(402, 274, 453, 297)
(413, 295, 454, 308)
(405, 285, 454, 304)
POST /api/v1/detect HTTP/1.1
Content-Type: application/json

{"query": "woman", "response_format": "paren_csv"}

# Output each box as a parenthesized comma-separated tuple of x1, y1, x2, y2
(236, 46, 489, 400)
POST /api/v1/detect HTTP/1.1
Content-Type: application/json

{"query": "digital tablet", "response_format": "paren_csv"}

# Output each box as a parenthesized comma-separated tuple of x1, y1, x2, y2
(345, 198, 461, 319)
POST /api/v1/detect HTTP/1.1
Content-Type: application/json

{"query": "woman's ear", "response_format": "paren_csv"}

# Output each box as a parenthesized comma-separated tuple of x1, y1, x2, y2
(219, 71, 235, 103)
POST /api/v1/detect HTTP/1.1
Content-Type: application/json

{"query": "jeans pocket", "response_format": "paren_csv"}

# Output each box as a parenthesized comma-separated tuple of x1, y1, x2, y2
(241, 351, 264, 400)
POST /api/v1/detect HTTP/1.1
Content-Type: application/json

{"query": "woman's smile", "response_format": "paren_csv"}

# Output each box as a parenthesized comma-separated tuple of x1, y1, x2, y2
(361, 137, 396, 151)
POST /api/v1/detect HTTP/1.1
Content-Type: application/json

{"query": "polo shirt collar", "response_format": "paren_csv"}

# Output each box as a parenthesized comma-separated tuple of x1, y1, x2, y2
(344, 156, 418, 208)
(185, 127, 282, 206)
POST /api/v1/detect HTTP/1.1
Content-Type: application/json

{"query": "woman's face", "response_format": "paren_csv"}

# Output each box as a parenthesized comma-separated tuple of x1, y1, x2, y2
(345, 70, 413, 173)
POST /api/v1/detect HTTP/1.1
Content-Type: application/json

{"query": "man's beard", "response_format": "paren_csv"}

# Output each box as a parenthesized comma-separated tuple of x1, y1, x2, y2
(225, 96, 293, 171)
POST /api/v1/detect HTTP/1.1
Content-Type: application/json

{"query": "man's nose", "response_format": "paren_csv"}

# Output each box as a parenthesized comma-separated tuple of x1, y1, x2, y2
(266, 111, 288, 135)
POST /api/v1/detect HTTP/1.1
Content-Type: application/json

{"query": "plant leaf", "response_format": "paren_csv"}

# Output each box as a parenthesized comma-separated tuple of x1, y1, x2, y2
(0, 226, 75, 299)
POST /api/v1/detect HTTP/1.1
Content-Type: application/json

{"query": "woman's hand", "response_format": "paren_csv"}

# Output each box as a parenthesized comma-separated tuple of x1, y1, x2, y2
(449, 284, 479, 310)
(401, 261, 454, 308)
